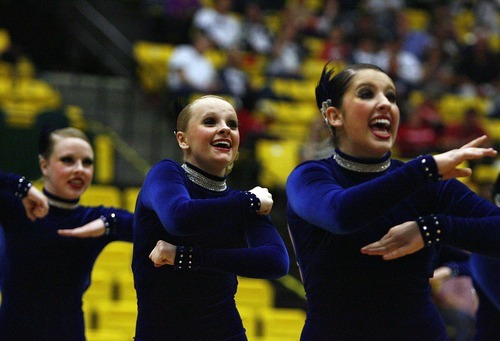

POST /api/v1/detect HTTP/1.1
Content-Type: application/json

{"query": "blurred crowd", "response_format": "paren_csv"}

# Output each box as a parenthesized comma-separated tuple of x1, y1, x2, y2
(142, 0, 499, 162)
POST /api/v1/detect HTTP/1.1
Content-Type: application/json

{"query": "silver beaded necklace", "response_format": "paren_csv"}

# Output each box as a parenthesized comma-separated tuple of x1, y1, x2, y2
(182, 163, 227, 192)
(333, 150, 390, 173)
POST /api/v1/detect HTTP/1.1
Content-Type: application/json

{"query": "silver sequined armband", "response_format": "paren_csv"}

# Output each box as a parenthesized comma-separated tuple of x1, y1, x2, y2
(417, 215, 442, 247)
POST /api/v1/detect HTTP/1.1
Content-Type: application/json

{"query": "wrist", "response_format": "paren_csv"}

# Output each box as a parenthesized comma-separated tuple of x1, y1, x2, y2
(416, 214, 442, 247)
(244, 191, 261, 214)
(418, 155, 442, 182)
(174, 246, 200, 271)
(15, 176, 33, 198)
(100, 212, 117, 236)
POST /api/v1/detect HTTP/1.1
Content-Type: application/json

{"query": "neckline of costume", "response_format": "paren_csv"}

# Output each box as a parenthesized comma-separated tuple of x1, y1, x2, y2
(182, 162, 227, 192)
(332, 149, 391, 173)
(43, 188, 80, 210)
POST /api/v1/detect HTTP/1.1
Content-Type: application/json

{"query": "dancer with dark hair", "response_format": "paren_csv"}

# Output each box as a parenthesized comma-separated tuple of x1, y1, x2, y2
(0, 127, 134, 340)
(286, 63, 499, 340)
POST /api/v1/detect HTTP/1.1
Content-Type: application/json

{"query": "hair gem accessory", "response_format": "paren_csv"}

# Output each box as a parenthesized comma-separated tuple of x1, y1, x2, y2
(321, 99, 332, 124)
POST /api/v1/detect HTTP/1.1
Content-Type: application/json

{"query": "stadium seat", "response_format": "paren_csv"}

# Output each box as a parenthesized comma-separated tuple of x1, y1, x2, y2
(80, 185, 122, 208)
(85, 329, 130, 341)
(260, 307, 306, 341)
(235, 278, 275, 313)
(123, 186, 141, 212)
(92, 241, 133, 273)
(93, 300, 137, 336)
(255, 139, 302, 188)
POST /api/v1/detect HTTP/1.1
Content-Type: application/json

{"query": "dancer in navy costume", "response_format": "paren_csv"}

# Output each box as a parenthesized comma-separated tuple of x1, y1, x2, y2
(132, 95, 289, 340)
(431, 173, 500, 340)
(0, 127, 133, 340)
(286, 63, 499, 340)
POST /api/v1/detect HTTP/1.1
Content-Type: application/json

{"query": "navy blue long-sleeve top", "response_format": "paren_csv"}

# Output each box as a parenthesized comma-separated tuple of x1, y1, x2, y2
(286, 151, 500, 340)
(0, 171, 133, 340)
(132, 160, 289, 340)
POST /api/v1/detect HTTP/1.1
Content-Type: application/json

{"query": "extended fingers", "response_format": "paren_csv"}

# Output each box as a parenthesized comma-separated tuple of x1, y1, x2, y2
(460, 135, 488, 148)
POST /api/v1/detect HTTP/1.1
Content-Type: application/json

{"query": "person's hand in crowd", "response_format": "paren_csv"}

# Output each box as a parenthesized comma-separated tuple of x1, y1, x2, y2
(248, 186, 273, 215)
(433, 135, 497, 180)
(58, 218, 106, 238)
(149, 240, 177, 267)
(22, 186, 49, 221)
(360, 221, 423, 260)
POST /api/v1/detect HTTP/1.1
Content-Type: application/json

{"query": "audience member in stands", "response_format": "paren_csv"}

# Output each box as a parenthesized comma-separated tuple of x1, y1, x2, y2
(167, 30, 220, 96)
(454, 26, 499, 98)
(300, 116, 334, 162)
(132, 95, 289, 340)
(319, 25, 351, 62)
(0, 127, 134, 340)
(162, 0, 201, 45)
(286, 63, 499, 340)
(266, 20, 306, 78)
(219, 47, 252, 101)
(439, 107, 489, 152)
(376, 34, 424, 100)
(298, 0, 339, 38)
(396, 94, 444, 158)
(192, 0, 241, 50)
(239, 1, 274, 55)
(349, 33, 381, 66)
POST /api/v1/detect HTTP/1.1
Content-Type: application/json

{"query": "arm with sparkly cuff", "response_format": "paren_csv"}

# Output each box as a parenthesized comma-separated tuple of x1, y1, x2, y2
(416, 215, 443, 247)
(0, 171, 48, 221)
(149, 217, 289, 279)
(143, 161, 268, 236)
(57, 210, 133, 240)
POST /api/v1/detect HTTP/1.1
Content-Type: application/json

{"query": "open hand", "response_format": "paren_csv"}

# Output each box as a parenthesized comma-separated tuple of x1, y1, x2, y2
(433, 135, 497, 180)
(58, 218, 106, 238)
(361, 221, 424, 260)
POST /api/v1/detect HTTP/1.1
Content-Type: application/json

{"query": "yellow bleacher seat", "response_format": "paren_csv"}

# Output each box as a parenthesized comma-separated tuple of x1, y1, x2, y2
(482, 117, 500, 142)
(453, 9, 476, 44)
(264, 100, 318, 125)
(12, 78, 61, 107)
(123, 186, 141, 212)
(114, 270, 136, 302)
(93, 300, 137, 336)
(93, 134, 115, 184)
(473, 164, 499, 184)
(83, 268, 114, 303)
(236, 278, 275, 313)
(303, 36, 325, 58)
(270, 79, 317, 102)
(0, 29, 10, 54)
(404, 8, 430, 31)
(260, 307, 306, 341)
(205, 49, 227, 70)
(438, 95, 491, 124)
(85, 328, 130, 341)
(301, 58, 345, 80)
(255, 139, 302, 188)
(93, 241, 133, 273)
(133, 41, 174, 93)
(80, 184, 122, 207)
(238, 305, 258, 340)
